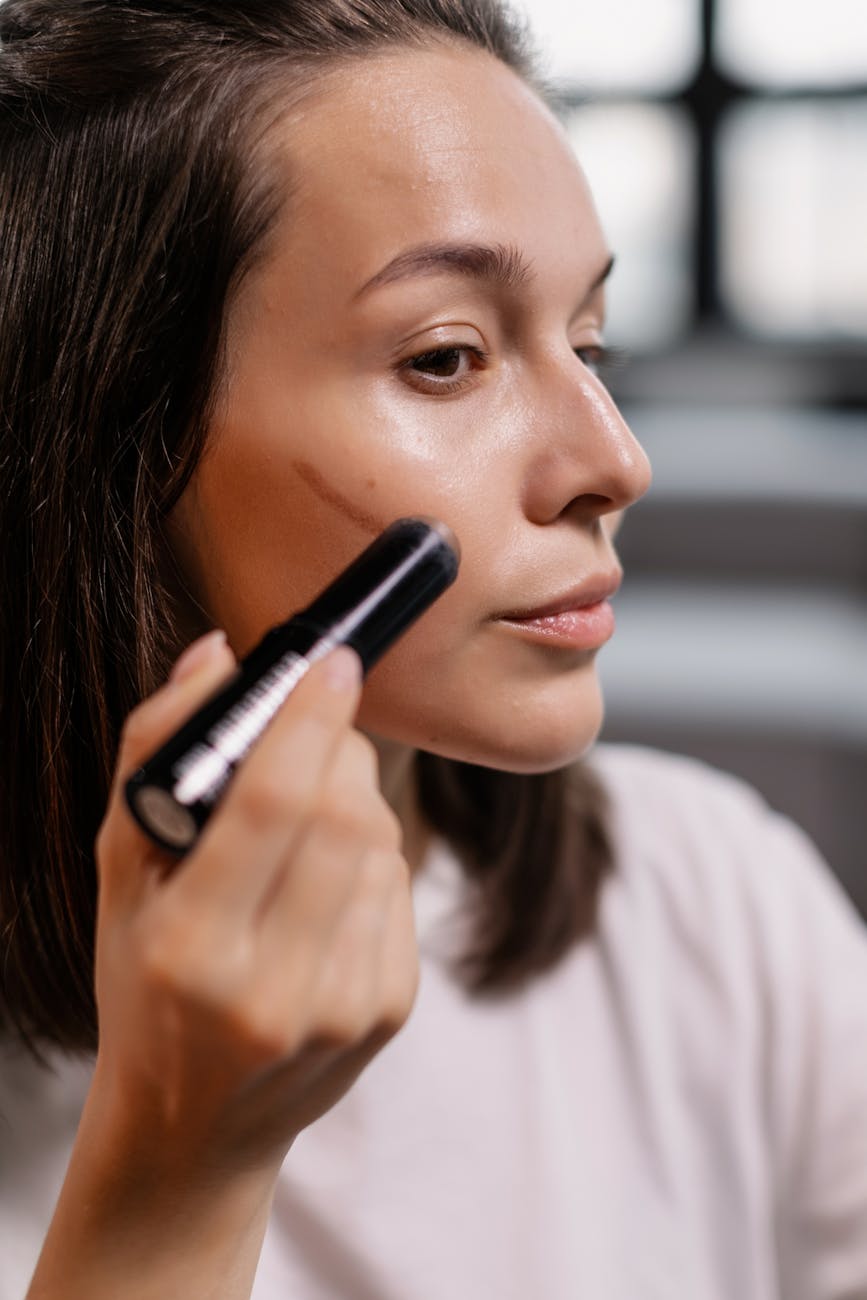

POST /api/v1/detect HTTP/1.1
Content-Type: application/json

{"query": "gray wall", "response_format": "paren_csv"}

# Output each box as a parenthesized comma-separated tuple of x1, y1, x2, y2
(599, 403, 867, 916)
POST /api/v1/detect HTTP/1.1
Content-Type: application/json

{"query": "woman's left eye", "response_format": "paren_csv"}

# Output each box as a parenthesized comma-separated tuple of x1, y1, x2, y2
(409, 348, 464, 377)
(401, 346, 486, 391)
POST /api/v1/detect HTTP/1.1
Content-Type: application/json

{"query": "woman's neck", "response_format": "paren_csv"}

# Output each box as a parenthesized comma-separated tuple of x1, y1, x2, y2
(364, 734, 431, 877)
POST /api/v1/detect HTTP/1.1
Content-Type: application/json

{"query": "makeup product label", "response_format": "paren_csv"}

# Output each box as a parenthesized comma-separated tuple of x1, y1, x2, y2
(172, 650, 308, 807)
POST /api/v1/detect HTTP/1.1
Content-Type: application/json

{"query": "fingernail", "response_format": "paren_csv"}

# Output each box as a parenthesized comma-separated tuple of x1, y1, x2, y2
(170, 630, 228, 684)
(324, 646, 361, 692)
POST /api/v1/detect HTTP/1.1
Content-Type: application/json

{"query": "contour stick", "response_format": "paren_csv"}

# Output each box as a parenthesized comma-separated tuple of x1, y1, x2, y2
(125, 517, 460, 853)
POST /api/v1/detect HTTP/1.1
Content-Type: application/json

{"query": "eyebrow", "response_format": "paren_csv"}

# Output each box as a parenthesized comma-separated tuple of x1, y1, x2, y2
(355, 241, 531, 299)
(354, 240, 615, 304)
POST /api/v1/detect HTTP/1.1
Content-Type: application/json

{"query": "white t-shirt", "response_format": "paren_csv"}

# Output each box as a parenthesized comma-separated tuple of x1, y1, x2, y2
(2, 745, 866, 1299)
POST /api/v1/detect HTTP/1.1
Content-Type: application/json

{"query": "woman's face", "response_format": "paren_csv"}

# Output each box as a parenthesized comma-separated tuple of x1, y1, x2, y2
(169, 43, 651, 773)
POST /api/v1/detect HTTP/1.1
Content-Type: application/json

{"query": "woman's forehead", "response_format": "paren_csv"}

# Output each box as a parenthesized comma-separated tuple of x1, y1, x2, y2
(257, 44, 606, 299)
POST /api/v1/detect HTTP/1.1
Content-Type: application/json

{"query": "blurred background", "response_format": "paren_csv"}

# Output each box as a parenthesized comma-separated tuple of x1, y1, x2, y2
(514, 0, 867, 915)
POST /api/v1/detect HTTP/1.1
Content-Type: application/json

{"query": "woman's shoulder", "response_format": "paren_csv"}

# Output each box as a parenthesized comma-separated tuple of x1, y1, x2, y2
(586, 741, 849, 911)
(584, 741, 867, 1006)
(585, 743, 867, 1109)
(584, 745, 867, 1291)
(588, 740, 772, 839)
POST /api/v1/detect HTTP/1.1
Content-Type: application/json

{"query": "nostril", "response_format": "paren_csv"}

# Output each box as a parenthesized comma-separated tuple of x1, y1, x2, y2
(579, 493, 613, 513)
(560, 493, 618, 525)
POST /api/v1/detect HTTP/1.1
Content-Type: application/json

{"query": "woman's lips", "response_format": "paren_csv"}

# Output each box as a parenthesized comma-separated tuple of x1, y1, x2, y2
(497, 599, 615, 649)
(494, 570, 621, 648)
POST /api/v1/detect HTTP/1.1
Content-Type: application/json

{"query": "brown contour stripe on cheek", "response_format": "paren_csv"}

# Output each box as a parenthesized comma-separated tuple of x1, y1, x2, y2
(291, 458, 386, 534)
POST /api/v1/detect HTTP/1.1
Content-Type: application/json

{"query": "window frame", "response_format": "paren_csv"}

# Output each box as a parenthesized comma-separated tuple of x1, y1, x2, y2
(550, 0, 867, 408)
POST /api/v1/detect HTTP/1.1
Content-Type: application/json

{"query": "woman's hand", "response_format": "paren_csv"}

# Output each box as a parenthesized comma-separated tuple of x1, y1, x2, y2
(27, 632, 419, 1299)
(93, 631, 419, 1176)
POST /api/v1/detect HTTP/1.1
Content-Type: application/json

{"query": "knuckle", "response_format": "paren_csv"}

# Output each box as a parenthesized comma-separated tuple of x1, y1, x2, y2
(355, 847, 401, 895)
(361, 979, 419, 1052)
(319, 786, 371, 839)
(235, 768, 305, 827)
(283, 711, 337, 755)
(377, 807, 404, 852)
(344, 730, 379, 781)
(376, 971, 421, 1040)
(377, 845, 412, 888)
(318, 790, 401, 852)
(308, 1006, 368, 1052)
(232, 1003, 300, 1061)
(371, 1003, 412, 1044)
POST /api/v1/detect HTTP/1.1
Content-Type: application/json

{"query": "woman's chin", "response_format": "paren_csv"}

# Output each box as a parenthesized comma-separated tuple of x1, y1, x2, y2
(360, 656, 607, 772)
(482, 720, 604, 774)
(419, 687, 605, 774)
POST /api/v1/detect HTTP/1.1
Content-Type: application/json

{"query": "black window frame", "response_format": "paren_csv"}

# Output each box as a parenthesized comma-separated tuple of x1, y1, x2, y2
(554, 0, 867, 411)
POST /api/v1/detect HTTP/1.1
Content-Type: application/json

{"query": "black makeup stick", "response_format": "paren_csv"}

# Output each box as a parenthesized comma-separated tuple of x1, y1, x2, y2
(125, 517, 460, 854)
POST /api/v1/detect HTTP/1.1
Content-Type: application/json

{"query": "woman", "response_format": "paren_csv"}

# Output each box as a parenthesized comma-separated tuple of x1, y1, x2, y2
(1, 1, 865, 1296)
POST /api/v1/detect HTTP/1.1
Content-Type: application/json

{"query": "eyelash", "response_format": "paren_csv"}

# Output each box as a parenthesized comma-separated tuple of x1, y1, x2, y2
(401, 343, 628, 395)
(572, 344, 629, 382)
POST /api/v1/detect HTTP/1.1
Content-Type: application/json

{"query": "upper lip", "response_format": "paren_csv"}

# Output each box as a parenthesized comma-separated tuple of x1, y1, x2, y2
(498, 569, 623, 621)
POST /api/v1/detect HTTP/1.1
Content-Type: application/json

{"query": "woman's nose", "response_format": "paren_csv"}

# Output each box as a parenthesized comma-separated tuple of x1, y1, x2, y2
(521, 367, 652, 526)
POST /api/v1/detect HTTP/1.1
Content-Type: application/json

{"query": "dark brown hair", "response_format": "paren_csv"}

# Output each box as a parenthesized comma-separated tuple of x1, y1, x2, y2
(0, 0, 613, 1055)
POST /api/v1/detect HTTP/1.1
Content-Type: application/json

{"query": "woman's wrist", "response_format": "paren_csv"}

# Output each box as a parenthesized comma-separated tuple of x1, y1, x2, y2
(27, 1061, 283, 1300)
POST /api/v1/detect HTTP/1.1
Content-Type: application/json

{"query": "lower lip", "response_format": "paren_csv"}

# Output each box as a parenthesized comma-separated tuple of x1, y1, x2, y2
(498, 599, 615, 649)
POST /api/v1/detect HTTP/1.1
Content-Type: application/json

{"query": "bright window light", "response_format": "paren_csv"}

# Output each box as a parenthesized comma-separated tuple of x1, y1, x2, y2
(716, 0, 867, 87)
(565, 104, 696, 348)
(515, 0, 701, 94)
(719, 100, 867, 338)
